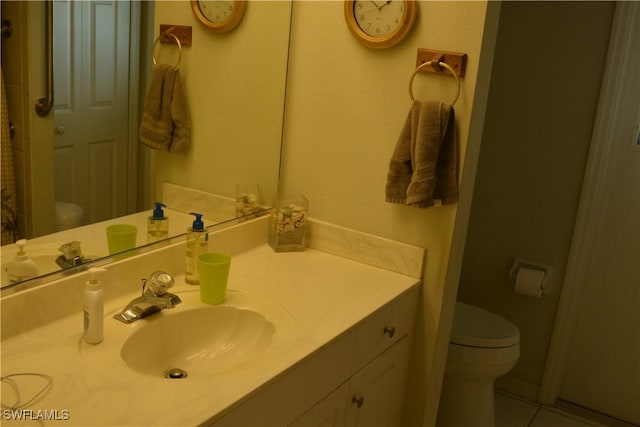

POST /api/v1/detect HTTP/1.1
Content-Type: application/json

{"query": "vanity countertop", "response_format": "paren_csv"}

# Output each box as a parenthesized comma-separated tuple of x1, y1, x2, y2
(1, 243, 420, 426)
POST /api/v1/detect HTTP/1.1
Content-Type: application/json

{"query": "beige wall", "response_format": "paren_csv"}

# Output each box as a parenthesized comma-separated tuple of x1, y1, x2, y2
(280, 2, 497, 424)
(457, 1, 615, 399)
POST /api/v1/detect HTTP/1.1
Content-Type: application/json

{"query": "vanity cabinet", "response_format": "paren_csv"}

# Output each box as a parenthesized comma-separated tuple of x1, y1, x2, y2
(292, 336, 410, 427)
(344, 337, 411, 426)
(209, 286, 418, 427)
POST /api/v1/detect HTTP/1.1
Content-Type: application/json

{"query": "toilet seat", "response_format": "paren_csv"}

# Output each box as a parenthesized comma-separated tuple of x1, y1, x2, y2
(440, 302, 521, 426)
(450, 302, 519, 349)
(55, 201, 84, 231)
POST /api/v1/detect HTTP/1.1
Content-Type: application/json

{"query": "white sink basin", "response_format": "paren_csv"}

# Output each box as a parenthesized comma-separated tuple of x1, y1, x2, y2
(121, 305, 276, 378)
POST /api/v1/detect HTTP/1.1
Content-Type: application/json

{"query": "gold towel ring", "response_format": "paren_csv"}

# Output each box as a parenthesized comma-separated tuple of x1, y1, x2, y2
(152, 30, 182, 69)
(408, 61, 460, 106)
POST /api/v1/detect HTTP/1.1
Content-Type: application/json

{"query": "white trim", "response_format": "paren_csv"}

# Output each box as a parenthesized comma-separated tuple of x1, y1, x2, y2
(538, 1, 639, 405)
(496, 375, 540, 403)
(127, 0, 141, 214)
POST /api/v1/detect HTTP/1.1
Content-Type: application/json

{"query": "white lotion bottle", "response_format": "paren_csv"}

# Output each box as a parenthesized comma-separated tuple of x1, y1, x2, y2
(84, 267, 107, 344)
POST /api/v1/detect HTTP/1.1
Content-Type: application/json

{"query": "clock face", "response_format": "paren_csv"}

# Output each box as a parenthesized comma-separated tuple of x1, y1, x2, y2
(344, 0, 416, 49)
(192, 0, 246, 32)
(354, 0, 405, 37)
(198, 0, 235, 24)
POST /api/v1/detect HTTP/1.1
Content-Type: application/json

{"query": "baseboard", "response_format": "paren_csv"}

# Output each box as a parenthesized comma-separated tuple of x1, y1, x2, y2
(495, 375, 540, 402)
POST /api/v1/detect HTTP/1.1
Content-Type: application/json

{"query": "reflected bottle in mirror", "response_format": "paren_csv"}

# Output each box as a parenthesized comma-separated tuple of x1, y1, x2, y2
(147, 202, 169, 243)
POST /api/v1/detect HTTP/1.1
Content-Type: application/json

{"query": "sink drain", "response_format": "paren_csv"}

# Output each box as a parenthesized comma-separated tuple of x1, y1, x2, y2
(164, 368, 188, 379)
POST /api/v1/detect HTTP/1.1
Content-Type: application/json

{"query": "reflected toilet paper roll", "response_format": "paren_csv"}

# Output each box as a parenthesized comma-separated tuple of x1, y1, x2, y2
(515, 267, 545, 298)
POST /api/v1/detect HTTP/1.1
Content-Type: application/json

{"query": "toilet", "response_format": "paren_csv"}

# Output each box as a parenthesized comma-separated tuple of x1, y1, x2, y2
(55, 201, 85, 231)
(437, 302, 520, 427)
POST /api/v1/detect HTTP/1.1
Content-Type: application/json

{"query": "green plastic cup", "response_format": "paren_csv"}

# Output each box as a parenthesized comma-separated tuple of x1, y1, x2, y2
(197, 252, 231, 305)
(106, 224, 138, 254)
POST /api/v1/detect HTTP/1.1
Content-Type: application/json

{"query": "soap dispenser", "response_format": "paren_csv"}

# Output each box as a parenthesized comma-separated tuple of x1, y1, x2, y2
(147, 202, 169, 243)
(5, 239, 39, 284)
(185, 212, 208, 285)
(84, 267, 107, 344)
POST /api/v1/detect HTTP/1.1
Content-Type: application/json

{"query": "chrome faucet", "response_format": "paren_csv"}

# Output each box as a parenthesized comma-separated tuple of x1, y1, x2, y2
(56, 241, 89, 269)
(113, 271, 182, 324)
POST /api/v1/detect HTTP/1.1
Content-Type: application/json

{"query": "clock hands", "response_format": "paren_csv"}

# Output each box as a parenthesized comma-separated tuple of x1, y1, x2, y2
(367, 0, 393, 11)
(357, 0, 394, 24)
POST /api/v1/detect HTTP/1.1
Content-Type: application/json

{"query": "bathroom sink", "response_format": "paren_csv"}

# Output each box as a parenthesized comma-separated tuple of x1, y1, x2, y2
(120, 305, 276, 378)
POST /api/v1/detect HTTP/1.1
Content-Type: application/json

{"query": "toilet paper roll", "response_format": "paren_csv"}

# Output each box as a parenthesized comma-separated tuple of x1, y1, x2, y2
(515, 267, 545, 298)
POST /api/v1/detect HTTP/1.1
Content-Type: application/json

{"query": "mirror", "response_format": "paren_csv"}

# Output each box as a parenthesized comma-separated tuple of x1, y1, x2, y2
(0, 0, 292, 288)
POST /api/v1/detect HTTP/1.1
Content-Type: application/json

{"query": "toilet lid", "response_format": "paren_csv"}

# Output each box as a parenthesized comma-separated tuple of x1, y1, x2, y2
(450, 302, 520, 348)
(55, 201, 84, 224)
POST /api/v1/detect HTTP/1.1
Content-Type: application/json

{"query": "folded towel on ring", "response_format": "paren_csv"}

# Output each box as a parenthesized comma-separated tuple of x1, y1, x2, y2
(385, 100, 458, 208)
(139, 64, 191, 154)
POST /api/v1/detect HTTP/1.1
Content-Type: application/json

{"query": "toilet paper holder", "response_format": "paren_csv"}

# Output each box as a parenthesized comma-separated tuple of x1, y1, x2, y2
(509, 258, 552, 293)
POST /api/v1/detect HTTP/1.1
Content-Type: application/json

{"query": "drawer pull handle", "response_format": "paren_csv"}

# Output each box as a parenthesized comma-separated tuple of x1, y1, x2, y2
(352, 396, 364, 408)
(383, 326, 396, 338)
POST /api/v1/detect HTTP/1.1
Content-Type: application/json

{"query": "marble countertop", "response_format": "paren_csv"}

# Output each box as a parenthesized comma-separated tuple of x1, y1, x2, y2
(1, 243, 419, 426)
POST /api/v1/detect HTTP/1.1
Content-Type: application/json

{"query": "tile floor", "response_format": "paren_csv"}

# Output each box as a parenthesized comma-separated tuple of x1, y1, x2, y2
(495, 391, 634, 427)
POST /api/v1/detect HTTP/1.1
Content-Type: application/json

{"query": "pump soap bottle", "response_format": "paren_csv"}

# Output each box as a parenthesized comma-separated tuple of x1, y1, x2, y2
(147, 202, 169, 243)
(84, 267, 107, 344)
(185, 212, 208, 285)
(5, 239, 39, 284)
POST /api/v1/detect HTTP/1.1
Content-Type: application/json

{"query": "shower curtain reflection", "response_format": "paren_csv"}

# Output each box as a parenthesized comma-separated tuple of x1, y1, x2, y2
(1, 67, 18, 245)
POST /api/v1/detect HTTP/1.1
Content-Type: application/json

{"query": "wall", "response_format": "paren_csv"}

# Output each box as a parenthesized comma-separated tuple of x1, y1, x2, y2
(456, 1, 615, 400)
(280, 2, 498, 424)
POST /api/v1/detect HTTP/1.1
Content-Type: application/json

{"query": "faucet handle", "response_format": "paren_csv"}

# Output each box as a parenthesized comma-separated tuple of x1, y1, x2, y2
(58, 241, 82, 260)
(148, 271, 175, 295)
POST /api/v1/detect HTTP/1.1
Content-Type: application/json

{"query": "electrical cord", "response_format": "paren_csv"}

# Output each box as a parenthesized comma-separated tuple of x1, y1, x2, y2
(0, 373, 53, 410)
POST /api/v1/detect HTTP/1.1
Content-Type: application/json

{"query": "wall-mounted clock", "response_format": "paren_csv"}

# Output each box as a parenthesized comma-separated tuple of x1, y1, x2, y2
(344, 0, 417, 49)
(191, 0, 246, 33)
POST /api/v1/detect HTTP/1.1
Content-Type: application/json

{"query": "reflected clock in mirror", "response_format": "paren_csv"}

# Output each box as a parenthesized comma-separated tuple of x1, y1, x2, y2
(191, 0, 246, 33)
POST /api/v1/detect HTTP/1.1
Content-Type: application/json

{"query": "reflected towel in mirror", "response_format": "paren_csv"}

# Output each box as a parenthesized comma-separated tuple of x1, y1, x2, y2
(139, 64, 191, 154)
(385, 100, 458, 208)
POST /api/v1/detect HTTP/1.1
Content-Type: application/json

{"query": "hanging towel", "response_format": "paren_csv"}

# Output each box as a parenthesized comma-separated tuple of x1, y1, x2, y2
(139, 64, 191, 154)
(385, 100, 458, 208)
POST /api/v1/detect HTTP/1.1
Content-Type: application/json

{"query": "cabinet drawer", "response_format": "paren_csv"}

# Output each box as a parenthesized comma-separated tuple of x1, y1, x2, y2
(352, 287, 418, 370)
